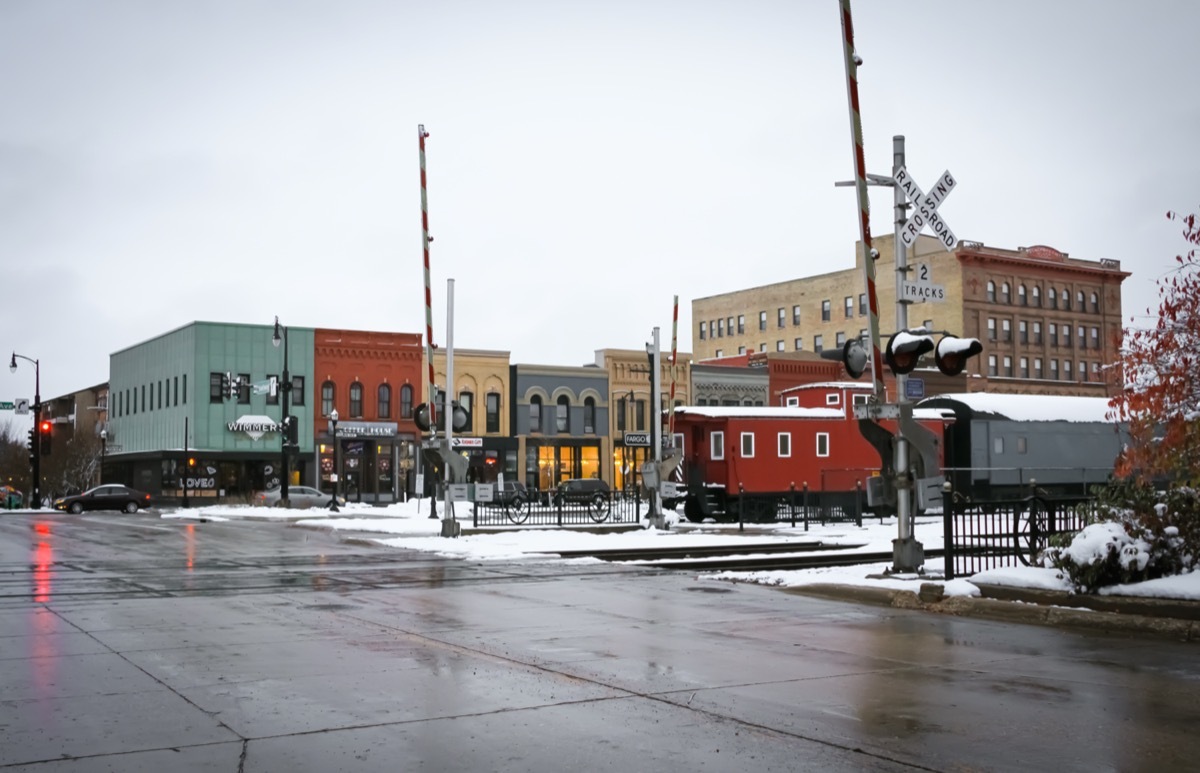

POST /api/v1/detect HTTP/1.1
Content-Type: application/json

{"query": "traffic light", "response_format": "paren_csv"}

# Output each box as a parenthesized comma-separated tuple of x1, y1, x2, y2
(39, 420, 52, 456)
(885, 331, 935, 375)
(821, 339, 869, 379)
(414, 403, 431, 432)
(220, 372, 231, 399)
(934, 335, 983, 376)
(284, 415, 299, 446)
(27, 428, 36, 464)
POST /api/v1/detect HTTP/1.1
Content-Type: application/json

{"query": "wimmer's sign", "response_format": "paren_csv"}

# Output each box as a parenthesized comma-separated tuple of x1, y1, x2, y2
(227, 415, 282, 441)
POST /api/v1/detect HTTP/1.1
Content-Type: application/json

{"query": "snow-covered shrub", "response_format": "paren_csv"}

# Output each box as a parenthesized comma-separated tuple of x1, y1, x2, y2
(1039, 480, 1197, 593)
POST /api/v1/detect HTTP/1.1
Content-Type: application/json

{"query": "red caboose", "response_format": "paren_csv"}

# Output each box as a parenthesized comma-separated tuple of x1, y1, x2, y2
(672, 382, 948, 522)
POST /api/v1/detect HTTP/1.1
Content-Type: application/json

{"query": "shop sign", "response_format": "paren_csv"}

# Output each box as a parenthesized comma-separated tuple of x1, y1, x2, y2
(228, 414, 281, 440)
(450, 437, 483, 448)
(335, 421, 398, 438)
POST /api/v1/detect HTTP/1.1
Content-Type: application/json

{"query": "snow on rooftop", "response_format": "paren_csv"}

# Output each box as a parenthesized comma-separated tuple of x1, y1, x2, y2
(919, 392, 1117, 423)
(778, 381, 873, 394)
(674, 406, 844, 419)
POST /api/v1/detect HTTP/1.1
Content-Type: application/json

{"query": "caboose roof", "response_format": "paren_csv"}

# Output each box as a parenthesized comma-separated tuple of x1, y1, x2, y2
(674, 406, 844, 419)
(917, 392, 1116, 423)
(777, 381, 872, 394)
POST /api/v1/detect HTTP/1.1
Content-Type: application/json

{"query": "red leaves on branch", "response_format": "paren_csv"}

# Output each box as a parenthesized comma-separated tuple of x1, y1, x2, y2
(1110, 208, 1200, 482)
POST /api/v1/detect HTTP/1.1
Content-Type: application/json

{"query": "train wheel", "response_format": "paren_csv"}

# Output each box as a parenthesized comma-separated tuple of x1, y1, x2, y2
(1016, 498, 1050, 565)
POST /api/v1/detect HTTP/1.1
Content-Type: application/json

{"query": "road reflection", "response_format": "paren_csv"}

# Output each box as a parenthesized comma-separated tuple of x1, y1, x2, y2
(32, 521, 52, 603)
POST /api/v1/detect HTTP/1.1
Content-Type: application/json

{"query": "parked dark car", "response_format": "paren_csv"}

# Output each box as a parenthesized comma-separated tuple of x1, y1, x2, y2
(495, 480, 529, 509)
(552, 478, 611, 511)
(54, 485, 152, 514)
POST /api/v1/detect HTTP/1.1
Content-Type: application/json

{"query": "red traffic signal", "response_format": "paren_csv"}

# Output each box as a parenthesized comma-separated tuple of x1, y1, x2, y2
(934, 335, 983, 376)
(885, 331, 934, 375)
(39, 420, 52, 433)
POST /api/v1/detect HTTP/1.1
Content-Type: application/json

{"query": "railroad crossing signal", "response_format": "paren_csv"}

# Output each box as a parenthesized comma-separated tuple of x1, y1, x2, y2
(895, 166, 958, 251)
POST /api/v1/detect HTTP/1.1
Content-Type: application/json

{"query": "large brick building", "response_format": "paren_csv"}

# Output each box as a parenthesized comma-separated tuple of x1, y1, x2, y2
(692, 234, 1130, 397)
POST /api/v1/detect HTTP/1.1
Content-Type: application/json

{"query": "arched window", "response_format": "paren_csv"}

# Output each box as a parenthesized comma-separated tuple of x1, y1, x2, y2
(1061, 287, 1071, 310)
(530, 396, 543, 433)
(1048, 287, 1057, 307)
(321, 381, 335, 417)
(349, 382, 363, 418)
(377, 384, 391, 419)
(1090, 292, 1099, 313)
(986, 281, 996, 302)
(1018, 285, 1027, 306)
(1000, 282, 1011, 304)
(1032, 286, 1041, 307)
(400, 384, 414, 418)
(583, 397, 596, 434)
(1077, 290, 1085, 309)
(556, 395, 570, 433)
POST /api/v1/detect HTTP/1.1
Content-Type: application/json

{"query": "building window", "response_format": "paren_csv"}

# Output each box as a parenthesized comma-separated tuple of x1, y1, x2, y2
(778, 307, 786, 328)
(717, 318, 724, 337)
(791, 306, 800, 325)
(727, 316, 734, 336)
(1090, 292, 1099, 313)
(738, 346, 746, 355)
(794, 338, 803, 351)
(401, 385, 414, 419)
(616, 397, 626, 432)
(778, 432, 791, 457)
(635, 399, 646, 431)
(1002, 319, 1011, 342)
(1032, 285, 1041, 307)
(844, 296, 853, 318)
(1062, 288, 1071, 310)
(1020, 357, 1029, 378)
(716, 349, 724, 357)
(740, 432, 754, 458)
(1063, 327, 1072, 348)
(986, 281, 996, 302)
(1003, 356, 1013, 377)
(1079, 362, 1088, 382)
(1050, 360, 1059, 380)
(1019, 320, 1028, 344)
(1049, 323, 1058, 346)
(737, 314, 745, 334)
(530, 396, 542, 433)
(174, 376, 179, 407)
(816, 432, 830, 458)
(1091, 327, 1100, 349)
(759, 311, 767, 331)
(758, 343, 765, 352)
(835, 331, 846, 347)
(486, 392, 500, 432)
(776, 340, 785, 352)
(183, 375, 187, 404)
(821, 300, 831, 321)
(1018, 284, 1027, 305)
(988, 355, 997, 377)
(209, 373, 223, 404)
(922, 319, 934, 332)
(321, 381, 335, 416)
(1077, 290, 1085, 309)
(378, 384, 392, 419)
(291, 376, 304, 406)
(1034, 358, 1043, 379)
(711, 430, 725, 460)
(458, 391, 473, 432)
(1063, 359, 1073, 380)
(699, 321, 707, 340)
(584, 397, 596, 434)
(1001, 282, 1011, 304)
(1033, 321, 1043, 344)
(859, 293, 867, 315)
(349, 382, 363, 418)
(987, 318, 996, 341)
(556, 395, 570, 433)
(1048, 287, 1057, 307)
(814, 335, 824, 354)
(1078, 325, 1087, 349)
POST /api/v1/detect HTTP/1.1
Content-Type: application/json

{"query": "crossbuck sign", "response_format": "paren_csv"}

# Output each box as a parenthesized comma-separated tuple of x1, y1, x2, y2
(895, 166, 958, 251)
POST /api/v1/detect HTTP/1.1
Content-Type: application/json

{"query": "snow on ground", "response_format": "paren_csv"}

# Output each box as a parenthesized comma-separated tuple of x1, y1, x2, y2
(158, 497, 1200, 601)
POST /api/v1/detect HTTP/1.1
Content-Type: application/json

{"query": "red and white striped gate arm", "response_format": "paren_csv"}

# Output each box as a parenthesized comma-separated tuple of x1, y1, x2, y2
(418, 124, 437, 426)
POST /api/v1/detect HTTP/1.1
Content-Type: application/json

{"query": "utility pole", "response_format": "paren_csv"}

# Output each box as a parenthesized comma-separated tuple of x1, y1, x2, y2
(645, 327, 669, 530)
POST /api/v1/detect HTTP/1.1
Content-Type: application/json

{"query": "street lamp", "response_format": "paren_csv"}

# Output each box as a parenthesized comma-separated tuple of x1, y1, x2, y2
(99, 428, 107, 486)
(328, 408, 340, 512)
(10, 352, 41, 508)
(272, 317, 292, 507)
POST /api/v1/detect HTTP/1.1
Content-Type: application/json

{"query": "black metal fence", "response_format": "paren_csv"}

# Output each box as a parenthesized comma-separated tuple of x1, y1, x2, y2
(942, 495, 1097, 580)
(471, 493, 645, 528)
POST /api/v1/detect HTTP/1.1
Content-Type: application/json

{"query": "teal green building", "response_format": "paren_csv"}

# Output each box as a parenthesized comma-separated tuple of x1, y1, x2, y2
(105, 321, 314, 502)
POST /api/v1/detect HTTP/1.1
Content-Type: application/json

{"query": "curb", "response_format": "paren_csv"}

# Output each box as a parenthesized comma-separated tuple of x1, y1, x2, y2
(781, 583, 1200, 642)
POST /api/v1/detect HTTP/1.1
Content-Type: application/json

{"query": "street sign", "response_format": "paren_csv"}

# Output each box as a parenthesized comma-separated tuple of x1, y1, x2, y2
(900, 262, 946, 303)
(0, 401, 12, 410)
(14, 398, 29, 415)
(905, 377, 925, 400)
(895, 166, 958, 251)
(624, 432, 651, 447)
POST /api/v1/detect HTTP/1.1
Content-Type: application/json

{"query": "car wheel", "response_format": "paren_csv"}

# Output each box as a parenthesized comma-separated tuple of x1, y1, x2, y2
(124, 502, 139, 514)
(69, 502, 83, 515)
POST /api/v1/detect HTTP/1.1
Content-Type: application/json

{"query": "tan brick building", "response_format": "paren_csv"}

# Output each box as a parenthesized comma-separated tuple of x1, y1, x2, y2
(692, 234, 1129, 397)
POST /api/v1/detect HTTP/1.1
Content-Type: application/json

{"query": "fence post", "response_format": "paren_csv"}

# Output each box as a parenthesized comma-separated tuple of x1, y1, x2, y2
(738, 484, 744, 533)
(942, 478, 955, 580)
(556, 492, 563, 528)
(855, 480, 862, 527)
(473, 498, 478, 529)
(803, 482, 809, 532)
(789, 482, 796, 528)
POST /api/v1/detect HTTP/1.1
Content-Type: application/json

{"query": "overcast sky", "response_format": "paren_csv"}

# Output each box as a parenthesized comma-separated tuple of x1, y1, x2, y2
(2, 0, 1197, 402)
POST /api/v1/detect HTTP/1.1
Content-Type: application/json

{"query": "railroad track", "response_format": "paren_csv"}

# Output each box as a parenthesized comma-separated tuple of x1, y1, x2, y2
(543, 542, 944, 572)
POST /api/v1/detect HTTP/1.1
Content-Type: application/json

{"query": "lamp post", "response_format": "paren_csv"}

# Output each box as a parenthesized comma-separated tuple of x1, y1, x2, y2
(328, 409, 340, 512)
(10, 352, 41, 508)
(99, 429, 107, 486)
(272, 317, 291, 507)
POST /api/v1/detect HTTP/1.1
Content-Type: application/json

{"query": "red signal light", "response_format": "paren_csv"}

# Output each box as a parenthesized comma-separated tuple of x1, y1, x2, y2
(39, 420, 52, 433)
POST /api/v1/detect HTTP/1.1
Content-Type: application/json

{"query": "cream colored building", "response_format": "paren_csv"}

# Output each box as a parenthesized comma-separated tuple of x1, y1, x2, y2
(692, 234, 1129, 397)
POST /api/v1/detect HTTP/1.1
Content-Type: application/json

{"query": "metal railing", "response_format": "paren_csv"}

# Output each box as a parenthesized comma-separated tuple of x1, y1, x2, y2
(472, 492, 643, 528)
(942, 494, 1096, 580)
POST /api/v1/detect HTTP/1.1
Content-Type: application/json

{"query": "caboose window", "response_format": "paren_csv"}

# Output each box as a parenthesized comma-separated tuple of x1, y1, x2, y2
(711, 431, 725, 460)
(993, 437, 1004, 454)
(740, 432, 754, 458)
(785, 396, 799, 406)
(778, 432, 791, 457)
(816, 433, 830, 457)
(826, 393, 839, 405)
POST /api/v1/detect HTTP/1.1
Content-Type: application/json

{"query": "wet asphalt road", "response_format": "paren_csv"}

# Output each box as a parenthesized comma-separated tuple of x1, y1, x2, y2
(2, 510, 1199, 772)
